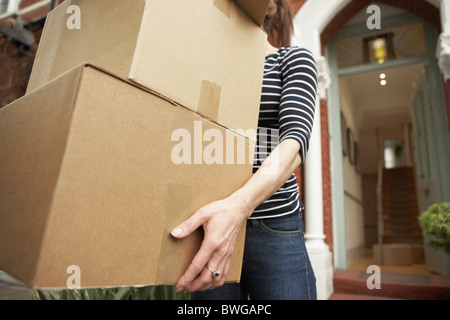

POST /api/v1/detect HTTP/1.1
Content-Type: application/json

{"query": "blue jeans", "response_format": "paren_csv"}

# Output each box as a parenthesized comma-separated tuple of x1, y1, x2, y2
(191, 213, 317, 300)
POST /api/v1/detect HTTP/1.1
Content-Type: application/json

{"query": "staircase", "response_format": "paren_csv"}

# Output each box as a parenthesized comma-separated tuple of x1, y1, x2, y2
(381, 167, 422, 244)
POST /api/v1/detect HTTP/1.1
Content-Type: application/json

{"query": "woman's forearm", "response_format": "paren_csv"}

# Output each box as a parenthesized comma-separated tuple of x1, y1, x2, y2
(229, 138, 302, 217)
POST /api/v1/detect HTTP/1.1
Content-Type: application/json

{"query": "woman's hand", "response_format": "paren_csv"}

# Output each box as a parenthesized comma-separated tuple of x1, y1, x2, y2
(171, 192, 252, 293)
(172, 139, 302, 293)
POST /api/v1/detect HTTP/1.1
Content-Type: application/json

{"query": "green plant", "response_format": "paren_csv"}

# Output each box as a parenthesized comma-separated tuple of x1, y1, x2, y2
(418, 202, 450, 254)
(31, 286, 189, 300)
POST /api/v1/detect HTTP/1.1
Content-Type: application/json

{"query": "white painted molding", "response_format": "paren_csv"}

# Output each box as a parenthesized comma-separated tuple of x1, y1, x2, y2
(0, 0, 51, 20)
(316, 56, 332, 100)
(436, 33, 450, 81)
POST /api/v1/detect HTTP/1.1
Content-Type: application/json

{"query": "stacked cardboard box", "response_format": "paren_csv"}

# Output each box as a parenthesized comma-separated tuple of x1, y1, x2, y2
(0, 0, 269, 289)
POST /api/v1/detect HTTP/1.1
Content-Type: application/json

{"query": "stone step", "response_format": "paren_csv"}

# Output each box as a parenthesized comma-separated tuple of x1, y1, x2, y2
(331, 270, 450, 300)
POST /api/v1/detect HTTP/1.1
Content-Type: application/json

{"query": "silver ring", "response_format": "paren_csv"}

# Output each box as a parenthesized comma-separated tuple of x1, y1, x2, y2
(206, 266, 220, 279)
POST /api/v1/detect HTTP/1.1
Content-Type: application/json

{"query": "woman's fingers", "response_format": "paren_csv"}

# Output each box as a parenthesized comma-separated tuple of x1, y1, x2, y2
(171, 208, 208, 239)
(182, 231, 237, 293)
(175, 234, 215, 292)
(173, 198, 248, 293)
(184, 248, 232, 293)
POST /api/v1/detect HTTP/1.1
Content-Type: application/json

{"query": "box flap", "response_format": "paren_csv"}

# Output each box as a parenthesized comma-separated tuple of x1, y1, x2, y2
(234, 0, 270, 26)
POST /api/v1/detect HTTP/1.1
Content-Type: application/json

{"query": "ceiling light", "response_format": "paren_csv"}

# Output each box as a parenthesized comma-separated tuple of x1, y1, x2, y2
(363, 33, 396, 64)
(380, 80, 387, 86)
(380, 73, 386, 79)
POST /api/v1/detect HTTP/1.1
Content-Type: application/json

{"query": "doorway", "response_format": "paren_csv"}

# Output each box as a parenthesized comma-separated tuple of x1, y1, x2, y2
(327, 7, 449, 269)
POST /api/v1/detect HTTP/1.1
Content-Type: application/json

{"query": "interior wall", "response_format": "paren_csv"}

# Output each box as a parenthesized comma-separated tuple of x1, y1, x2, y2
(339, 77, 366, 267)
(362, 173, 378, 248)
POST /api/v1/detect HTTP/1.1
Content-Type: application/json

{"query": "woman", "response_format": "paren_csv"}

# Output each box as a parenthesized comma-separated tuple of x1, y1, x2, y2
(171, 0, 318, 300)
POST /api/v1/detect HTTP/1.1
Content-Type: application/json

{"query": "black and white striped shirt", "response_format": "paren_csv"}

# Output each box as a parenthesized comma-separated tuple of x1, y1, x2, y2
(250, 46, 318, 220)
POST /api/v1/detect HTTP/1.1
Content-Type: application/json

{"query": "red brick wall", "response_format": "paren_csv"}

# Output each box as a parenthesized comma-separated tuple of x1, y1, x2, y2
(19, 0, 51, 24)
(289, 0, 308, 14)
(295, 167, 304, 202)
(320, 99, 333, 250)
(0, 28, 41, 107)
(0, 0, 65, 108)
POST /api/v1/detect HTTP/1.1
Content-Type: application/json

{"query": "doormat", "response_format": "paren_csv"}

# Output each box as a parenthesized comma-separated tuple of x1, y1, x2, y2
(358, 272, 432, 284)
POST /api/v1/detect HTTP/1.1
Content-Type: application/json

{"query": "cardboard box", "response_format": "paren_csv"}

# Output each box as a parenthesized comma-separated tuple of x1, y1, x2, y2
(0, 64, 253, 289)
(26, 0, 269, 142)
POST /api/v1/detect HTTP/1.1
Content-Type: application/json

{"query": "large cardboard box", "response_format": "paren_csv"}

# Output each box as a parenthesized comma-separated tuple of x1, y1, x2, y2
(26, 0, 269, 142)
(0, 64, 253, 289)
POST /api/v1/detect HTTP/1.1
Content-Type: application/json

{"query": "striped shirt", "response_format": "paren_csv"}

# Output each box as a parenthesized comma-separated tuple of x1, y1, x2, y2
(250, 46, 318, 220)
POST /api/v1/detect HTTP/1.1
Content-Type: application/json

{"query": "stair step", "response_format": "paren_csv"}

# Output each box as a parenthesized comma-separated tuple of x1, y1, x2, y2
(329, 293, 401, 300)
(332, 270, 450, 300)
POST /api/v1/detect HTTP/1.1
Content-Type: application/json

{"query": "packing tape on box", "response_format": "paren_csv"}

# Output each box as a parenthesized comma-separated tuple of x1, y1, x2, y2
(198, 80, 221, 123)
(155, 183, 202, 284)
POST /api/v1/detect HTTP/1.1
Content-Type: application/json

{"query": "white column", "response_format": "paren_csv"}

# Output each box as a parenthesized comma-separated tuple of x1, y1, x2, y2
(436, 0, 450, 80)
(304, 56, 330, 250)
(440, 0, 450, 33)
(303, 56, 334, 301)
(291, 0, 348, 301)
(304, 101, 326, 249)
